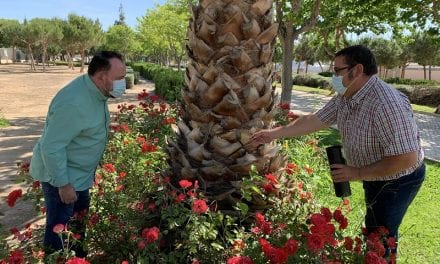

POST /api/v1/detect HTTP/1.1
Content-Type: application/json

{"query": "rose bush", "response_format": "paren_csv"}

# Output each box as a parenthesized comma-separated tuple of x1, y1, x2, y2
(2, 91, 393, 263)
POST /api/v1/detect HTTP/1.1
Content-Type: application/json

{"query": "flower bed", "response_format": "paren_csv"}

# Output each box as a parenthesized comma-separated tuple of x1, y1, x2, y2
(3, 91, 393, 263)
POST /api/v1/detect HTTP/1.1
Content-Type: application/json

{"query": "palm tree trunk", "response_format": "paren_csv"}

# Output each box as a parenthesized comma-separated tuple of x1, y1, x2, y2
(167, 0, 284, 211)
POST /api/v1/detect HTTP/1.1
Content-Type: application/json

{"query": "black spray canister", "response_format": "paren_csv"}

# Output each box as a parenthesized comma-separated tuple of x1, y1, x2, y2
(325, 145, 352, 197)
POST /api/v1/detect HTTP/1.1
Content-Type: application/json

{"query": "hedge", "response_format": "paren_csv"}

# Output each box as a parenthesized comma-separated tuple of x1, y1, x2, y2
(131, 63, 184, 101)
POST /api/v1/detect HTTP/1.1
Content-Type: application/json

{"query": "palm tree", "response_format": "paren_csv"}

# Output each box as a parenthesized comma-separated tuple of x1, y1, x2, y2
(167, 0, 284, 212)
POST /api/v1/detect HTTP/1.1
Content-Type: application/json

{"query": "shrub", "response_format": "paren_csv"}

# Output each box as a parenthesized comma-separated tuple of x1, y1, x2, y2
(134, 71, 140, 84)
(384, 77, 439, 86)
(53, 61, 84, 67)
(132, 63, 184, 102)
(318, 71, 333, 77)
(395, 86, 440, 107)
(125, 73, 135, 89)
(5, 95, 392, 263)
(293, 74, 331, 90)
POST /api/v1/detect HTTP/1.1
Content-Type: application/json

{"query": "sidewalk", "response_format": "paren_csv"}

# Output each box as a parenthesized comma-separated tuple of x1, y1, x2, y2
(289, 90, 440, 162)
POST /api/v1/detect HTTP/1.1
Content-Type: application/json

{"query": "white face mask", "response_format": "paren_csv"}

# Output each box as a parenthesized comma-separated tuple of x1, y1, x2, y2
(109, 79, 126, 98)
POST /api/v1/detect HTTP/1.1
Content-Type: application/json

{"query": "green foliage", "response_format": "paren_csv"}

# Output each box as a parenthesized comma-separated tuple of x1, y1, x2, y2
(0, 112, 9, 128)
(318, 71, 333, 77)
(132, 63, 184, 101)
(395, 86, 440, 107)
(53, 61, 83, 67)
(385, 77, 439, 86)
(7, 99, 397, 263)
(137, 3, 188, 66)
(101, 24, 140, 59)
(409, 32, 440, 67)
(292, 74, 331, 89)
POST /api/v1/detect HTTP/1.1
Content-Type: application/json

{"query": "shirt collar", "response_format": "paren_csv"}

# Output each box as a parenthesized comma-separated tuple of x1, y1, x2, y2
(84, 74, 108, 102)
(350, 75, 376, 105)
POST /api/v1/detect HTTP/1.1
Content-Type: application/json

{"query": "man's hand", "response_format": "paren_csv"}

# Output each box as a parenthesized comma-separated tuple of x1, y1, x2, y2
(58, 184, 77, 204)
(330, 164, 360, 182)
(250, 129, 274, 144)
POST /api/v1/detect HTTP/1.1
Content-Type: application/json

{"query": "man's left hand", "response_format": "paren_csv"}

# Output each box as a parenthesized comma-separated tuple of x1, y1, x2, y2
(330, 164, 360, 182)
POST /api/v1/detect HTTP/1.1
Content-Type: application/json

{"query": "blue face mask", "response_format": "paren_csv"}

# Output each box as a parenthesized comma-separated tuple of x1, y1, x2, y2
(331, 75, 347, 95)
(110, 79, 126, 98)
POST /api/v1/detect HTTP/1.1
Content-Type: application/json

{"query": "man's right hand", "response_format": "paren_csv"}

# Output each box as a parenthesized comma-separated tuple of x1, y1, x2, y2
(58, 184, 77, 204)
(250, 129, 274, 144)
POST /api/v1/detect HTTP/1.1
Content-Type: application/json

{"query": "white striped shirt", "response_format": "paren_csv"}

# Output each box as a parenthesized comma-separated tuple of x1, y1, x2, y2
(316, 76, 424, 181)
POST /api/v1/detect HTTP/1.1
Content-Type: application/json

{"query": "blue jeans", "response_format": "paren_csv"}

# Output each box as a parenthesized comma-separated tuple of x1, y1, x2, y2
(42, 182, 90, 257)
(363, 163, 425, 253)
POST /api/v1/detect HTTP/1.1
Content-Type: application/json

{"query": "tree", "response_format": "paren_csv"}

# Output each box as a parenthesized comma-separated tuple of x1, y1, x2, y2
(294, 35, 318, 74)
(138, 3, 188, 68)
(114, 3, 126, 26)
(275, 0, 321, 103)
(67, 14, 103, 73)
(410, 32, 440, 80)
(0, 19, 21, 63)
(102, 24, 137, 60)
(358, 38, 401, 78)
(17, 19, 39, 71)
(167, 0, 284, 211)
(28, 18, 63, 72)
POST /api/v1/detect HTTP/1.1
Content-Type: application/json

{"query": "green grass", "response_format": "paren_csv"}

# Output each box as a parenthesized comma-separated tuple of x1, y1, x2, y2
(411, 104, 437, 114)
(312, 128, 440, 263)
(0, 118, 9, 128)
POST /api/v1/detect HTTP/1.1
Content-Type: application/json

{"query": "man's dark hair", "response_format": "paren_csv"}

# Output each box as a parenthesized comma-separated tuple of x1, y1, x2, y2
(335, 45, 378, 76)
(88, 51, 123, 76)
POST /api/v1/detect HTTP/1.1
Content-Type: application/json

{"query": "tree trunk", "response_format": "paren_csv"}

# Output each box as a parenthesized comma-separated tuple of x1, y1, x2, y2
(42, 45, 47, 72)
(80, 49, 86, 73)
(12, 46, 16, 63)
(318, 61, 323, 72)
(280, 26, 294, 104)
(429, 65, 432, 80)
(167, 0, 284, 211)
(400, 65, 406, 79)
(28, 44, 36, 71)
(423, 65, 426, 80)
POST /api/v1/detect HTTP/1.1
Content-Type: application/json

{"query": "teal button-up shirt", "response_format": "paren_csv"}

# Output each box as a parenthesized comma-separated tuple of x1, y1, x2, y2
(30, 74, 110, 191)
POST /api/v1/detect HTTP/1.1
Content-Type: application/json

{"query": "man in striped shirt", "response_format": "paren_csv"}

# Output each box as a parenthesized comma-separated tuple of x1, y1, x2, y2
(251, 45, 425, 258)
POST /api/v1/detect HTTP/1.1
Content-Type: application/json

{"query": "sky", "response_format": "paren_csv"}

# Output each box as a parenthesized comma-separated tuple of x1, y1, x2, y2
(0, 0, 166, 31)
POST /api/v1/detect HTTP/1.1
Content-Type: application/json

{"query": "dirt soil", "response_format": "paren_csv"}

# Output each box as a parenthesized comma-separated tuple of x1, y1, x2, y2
(0, 63, 154, 235)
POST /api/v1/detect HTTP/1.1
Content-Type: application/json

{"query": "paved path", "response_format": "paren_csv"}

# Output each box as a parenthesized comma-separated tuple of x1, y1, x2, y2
(289, 90, 440, 162)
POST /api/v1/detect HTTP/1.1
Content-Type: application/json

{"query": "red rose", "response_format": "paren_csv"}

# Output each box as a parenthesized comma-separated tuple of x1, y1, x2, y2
(264, 173, 278, 184)
(52, 224, 65, 234)
(320, 208, 332, 222)
(179, 179, 193, 189)
(307, 233, 325, 252)
(142, 226, 160, 244)
(7, 189, 23, 207)
(333, 209, 344, 223)
(364, 251, 387, 264)
(65, 257, 90, 264)
(344, 237, 354, 251)
(283, 239, 299, 255)
(7, 250, 24, 264)
(102, 163, 116, 173)
(227, 256, 254, 264)
(192, 199, 208, 214)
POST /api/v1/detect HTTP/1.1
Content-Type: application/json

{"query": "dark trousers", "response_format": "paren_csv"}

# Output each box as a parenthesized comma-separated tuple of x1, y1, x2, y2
(42, 182, 90, 258)
(363, 163, 425, 254)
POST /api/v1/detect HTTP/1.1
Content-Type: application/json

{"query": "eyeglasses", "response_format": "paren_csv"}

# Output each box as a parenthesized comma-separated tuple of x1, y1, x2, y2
(333, 66, 351, 75)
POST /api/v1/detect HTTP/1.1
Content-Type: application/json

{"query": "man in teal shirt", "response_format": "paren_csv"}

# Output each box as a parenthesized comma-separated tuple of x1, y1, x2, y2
(30, 51, 126, 257)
